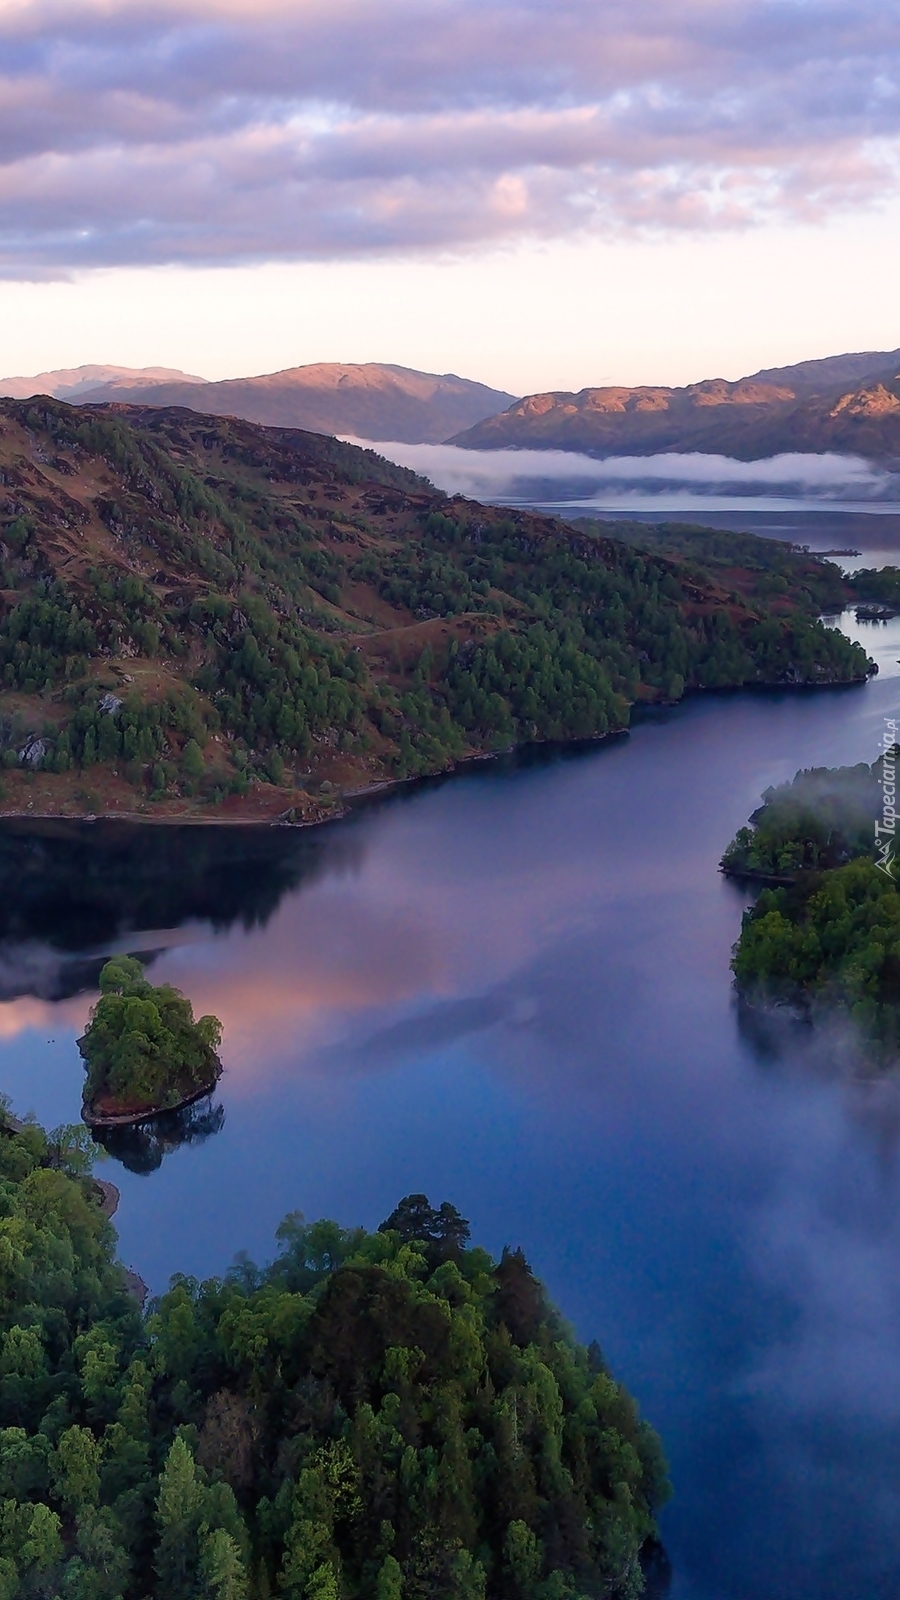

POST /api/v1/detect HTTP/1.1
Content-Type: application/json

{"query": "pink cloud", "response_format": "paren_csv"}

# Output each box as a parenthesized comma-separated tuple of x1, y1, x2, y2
(0, 1, 897, 270)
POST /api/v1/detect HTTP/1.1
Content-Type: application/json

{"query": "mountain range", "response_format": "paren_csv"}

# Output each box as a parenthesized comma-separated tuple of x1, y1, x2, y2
(0, 362, 516, 445)
(4, 348, 900, 460)
(450, 349, 900, 460)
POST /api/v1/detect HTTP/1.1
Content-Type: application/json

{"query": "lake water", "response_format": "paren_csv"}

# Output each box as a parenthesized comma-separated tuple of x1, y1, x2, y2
(3, 662, 900, 1598)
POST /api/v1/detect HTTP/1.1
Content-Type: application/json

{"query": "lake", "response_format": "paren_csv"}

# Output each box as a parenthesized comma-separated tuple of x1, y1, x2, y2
(3, 662, 900, 1596)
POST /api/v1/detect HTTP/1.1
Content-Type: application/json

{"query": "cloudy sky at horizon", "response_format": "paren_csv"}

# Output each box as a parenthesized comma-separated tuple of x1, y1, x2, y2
(1, 0, 899, 389)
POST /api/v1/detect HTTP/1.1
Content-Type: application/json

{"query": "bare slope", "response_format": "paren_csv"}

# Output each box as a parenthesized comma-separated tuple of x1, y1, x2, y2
(450, 349, 900, 460)
(74, 362, 518, 444)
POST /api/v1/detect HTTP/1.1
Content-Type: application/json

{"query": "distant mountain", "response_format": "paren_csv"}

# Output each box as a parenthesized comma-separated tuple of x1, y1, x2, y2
(450, 348, 900, 461)
(69, 362, 518, 445)
(749, 349, 900, 395)
(0, 364, 206, 400)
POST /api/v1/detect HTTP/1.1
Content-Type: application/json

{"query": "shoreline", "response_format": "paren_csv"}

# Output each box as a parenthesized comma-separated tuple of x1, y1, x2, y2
(0, 674, 874, 831)
(83, 1073, 220, 1129)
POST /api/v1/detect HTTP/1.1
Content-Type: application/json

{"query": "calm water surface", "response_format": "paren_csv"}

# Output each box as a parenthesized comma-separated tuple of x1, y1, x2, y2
(3, 673, 900, 1599)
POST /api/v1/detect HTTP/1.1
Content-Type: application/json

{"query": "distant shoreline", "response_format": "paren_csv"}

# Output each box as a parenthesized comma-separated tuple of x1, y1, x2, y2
(0, 673, 874, 831)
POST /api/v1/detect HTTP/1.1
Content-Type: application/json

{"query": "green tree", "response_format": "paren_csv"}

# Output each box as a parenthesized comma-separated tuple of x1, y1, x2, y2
(181, 739, 205, 794)
(155, 1437, 205, 1599)
(200, 1526, 248, 1600)
(78, 957, 222, 1116)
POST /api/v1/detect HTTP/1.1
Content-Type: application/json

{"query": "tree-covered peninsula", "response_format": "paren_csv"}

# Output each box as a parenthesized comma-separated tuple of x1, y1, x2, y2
(0, 1116, 669, 1600)
(721, 762, 881, 880)
(78, 956, 222, 1124)
(0, 398, 872, 822)
(727, 758, 900, 1050)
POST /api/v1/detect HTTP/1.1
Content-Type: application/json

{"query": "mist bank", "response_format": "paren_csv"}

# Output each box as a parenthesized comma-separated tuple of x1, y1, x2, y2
(349, 440, 900, 514)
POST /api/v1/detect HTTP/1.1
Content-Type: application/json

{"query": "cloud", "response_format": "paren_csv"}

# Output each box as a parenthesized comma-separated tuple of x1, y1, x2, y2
(351, 441, 900, 506)
(0, 0, 898, 272)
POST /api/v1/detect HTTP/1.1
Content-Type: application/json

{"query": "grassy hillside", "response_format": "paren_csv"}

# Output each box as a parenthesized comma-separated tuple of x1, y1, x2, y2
(0, 398, 871, 821)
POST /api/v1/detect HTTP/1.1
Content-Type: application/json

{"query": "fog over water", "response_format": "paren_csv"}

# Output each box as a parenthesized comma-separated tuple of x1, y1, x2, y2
(355, 440, 900, 521)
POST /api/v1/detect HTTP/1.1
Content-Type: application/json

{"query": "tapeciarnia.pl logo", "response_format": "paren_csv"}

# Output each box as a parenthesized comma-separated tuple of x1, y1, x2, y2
(876, 718, 897, 878)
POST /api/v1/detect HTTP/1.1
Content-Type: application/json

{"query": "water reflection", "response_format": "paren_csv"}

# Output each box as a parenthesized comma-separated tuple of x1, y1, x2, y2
(95, 1096, 226, 1174)
(0, 818, 365, 1000)
(2, 680, 900, 1598)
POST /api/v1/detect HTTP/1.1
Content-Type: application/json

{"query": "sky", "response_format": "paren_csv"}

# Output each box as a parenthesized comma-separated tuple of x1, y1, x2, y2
(1, 0, 899, 392)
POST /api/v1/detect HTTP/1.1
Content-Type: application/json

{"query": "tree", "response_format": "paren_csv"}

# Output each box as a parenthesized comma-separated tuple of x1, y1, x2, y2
(78, 956, 222, 1115)
(504, 1521, 543, 1598)
(376, 1555, 402, 1600)
(155, 1437, 205, 1599)
(52, 1426, 101, 1511)
(199, 1526, 248, 1600)
(377, 1194, 470, 1261)
(181, 739, 205, 794)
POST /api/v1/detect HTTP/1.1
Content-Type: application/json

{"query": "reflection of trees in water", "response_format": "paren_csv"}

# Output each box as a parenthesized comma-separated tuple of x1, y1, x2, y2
(640, 1540, 673, 1599)
(0, 817, 367, 1001)
(735, 994, 813, 1067)
(94, 1095, 225, 1174)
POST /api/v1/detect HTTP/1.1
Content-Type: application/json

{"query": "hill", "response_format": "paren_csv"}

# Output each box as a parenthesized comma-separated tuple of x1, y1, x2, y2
(450, 348, 900, 461)
(0, 397, 872, 823)
(36, 362, 519, 446)
(0, 365, 206, 401)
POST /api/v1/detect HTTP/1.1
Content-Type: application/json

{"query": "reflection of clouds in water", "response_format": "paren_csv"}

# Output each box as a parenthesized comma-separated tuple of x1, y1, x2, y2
(144, 808, 652, 1091)
(0, 993, 88, 1040)
(153, 891, 451, 1087)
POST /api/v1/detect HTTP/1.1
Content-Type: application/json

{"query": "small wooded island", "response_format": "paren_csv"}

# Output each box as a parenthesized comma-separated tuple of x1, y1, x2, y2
(724, 757, 900, 1055)
(78, 955, 222, 1125)
(0, 1117, 670, 1600)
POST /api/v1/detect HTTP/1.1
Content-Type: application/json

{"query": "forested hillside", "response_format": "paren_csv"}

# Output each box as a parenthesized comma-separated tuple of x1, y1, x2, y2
(0, 1121, 669, 1599)
(0, 398, 870, 820)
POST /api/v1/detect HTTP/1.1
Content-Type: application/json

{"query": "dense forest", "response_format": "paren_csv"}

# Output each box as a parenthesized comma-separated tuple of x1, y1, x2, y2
(0, 1120, 669, 1600)
(78, 956, 222, 1123)
(570, 518, 853, 614)
(728, 757, 900, 1051)
(721, 762, 882, 879)
(0, 397, 872, 820)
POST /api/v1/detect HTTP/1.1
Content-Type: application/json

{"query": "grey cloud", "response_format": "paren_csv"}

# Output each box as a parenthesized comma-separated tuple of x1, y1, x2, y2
(0, 0, 899, 271)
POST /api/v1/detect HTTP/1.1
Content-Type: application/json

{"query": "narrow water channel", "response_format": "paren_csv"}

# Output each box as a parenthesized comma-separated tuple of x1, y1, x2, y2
(2, 666, 899, 1597)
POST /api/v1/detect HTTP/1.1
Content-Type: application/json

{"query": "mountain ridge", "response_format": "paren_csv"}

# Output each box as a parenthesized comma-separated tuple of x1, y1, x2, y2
(0, 362, 517, 445)
(450, 348, 900, 460)
(0, 364, 206, 400)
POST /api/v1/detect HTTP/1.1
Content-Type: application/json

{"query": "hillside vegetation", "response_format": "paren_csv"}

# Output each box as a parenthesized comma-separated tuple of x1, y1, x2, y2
(0, 1119, 669, 1600)
(0, 398, 871, 821)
